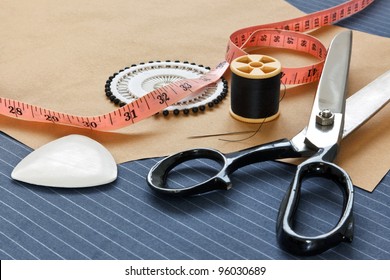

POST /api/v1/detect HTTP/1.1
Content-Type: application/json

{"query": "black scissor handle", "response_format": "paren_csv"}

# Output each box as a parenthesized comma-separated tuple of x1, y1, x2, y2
(147, 138, 302, 196)
(147, 148, 231, 196)
(276, 146, 354, 256)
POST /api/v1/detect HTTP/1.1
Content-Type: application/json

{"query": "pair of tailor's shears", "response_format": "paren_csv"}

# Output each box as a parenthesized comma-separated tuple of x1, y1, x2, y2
(147, 31, 390, 255)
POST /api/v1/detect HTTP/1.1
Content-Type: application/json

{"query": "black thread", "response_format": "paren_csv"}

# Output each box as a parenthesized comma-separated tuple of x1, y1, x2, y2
(219, 81, 286, 142)
(230, 72, 281, 120)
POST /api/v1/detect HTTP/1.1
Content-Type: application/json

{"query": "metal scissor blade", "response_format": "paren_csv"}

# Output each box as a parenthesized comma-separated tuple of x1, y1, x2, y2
(315, 30, 352, 114)
(304, 30, 352, 149)
(291, 70, 390, 154)
(343, 70, 390, 138)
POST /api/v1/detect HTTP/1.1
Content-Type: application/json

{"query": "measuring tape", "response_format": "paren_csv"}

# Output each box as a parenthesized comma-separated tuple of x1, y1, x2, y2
(104, 60, 229, 115)
(0, 0, 374, 131)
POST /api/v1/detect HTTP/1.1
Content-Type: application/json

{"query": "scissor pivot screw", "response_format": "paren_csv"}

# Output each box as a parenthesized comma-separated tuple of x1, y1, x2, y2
(316, 109, 334, 126)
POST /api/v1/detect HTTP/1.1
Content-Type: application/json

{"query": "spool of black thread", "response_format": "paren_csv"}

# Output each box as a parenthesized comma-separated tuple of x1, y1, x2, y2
(230, 54, 282, 123)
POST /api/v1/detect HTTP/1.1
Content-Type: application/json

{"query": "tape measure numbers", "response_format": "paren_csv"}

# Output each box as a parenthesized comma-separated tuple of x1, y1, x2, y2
(0, 0, 374, 131)
(105, 60, 228, 116)
(0, 63, 228, 131)
(226, 0, 375, 84)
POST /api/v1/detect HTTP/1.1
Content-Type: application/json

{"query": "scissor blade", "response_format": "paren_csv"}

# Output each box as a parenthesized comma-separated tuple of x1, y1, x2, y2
(292, 70, 390, 153)
(315, 31, 352, 114)
(304, 30, 352, 149)
(343, 70, 390, 138)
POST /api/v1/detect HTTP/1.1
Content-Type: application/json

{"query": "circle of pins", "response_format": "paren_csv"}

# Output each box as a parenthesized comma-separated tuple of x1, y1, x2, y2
(105, 60, 228, 116)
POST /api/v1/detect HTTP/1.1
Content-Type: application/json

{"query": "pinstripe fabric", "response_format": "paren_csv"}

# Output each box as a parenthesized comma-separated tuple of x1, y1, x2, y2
(1, 0, 390, 260)
(1, 132, 389, 259)
(286, 0, 390, 37)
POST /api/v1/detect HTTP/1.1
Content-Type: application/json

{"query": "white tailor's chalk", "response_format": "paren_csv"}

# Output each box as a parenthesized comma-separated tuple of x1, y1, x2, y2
(11, 134, 117, 188)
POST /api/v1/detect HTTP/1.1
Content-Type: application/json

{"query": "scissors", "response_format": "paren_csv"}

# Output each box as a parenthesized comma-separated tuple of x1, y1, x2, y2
(147, 31, 388, 255)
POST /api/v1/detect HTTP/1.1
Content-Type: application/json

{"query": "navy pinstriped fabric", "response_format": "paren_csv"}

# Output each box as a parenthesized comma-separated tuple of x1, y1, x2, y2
(286, 0, 390, 37)
(1, 0, 389, 260)
(1, 132, 389, 260)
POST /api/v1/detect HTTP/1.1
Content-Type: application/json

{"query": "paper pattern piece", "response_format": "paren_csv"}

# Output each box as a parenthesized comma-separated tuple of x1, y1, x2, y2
(0, 0, 389, 191)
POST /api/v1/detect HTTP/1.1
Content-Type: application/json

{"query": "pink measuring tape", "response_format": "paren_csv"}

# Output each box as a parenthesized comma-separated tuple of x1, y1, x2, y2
(0, 0, 374, 131)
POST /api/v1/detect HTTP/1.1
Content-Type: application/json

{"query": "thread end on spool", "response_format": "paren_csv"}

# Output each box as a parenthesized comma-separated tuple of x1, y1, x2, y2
(229, 108, 280, 123)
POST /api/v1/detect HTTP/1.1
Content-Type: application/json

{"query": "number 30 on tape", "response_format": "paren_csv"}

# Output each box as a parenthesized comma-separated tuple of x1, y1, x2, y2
(0, 0, 374, 131)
